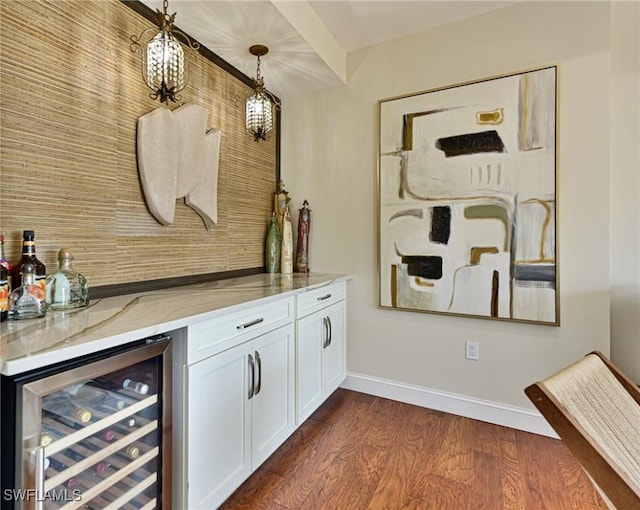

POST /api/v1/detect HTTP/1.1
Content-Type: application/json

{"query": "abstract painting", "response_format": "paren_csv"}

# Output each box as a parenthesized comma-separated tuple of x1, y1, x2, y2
(378, 66, 558, 325)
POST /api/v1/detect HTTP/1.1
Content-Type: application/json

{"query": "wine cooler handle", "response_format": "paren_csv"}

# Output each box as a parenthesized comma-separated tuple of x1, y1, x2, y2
(248, 353, 255, 400)
(237, 317, 264, 330)
(254, 351, 262, 396)
(35, 445, 46, 510)
(327, 316, 332, 347)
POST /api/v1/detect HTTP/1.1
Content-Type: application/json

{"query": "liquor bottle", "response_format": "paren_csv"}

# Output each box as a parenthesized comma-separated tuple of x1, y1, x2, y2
(0, 265, 8, 322)
(0, 234, 10, 322)
(10, 230, 46, 291)
(45, 248, 89, 311)
(0, 234, 11, 273)
(42, 391, 92, 424)
(7, 263, 46, 320)
(64, 382, 127, 411)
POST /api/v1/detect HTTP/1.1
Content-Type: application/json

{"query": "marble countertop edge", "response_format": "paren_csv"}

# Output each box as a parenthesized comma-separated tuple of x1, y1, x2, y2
(0, 273, 351, 376)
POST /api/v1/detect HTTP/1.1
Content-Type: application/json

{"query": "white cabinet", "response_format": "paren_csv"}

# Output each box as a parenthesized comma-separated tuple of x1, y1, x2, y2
(174, 297, 295, 510)
(295, 283, 347, 425)
(172, 280, 349, 509)
(187, 340, 252, 509)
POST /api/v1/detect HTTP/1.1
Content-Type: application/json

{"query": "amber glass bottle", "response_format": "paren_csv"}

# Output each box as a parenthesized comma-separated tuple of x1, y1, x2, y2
(11, 230, 46, 291)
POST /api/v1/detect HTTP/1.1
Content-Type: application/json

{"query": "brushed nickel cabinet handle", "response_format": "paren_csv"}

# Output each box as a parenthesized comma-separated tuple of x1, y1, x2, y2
(248, 354, 255, 400)
(317, 294, 332, 301)
(254, 351, 262, 396)
(237, 317, 264, 330)
(327, 316, 332, 347)
(322, 317, 329, 349)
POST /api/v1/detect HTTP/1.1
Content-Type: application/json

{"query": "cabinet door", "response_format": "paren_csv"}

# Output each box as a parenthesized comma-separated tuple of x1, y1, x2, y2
(187, 341, 252, 509)
(251, 323, 295, 467)
(296, 311, 325, 425)
(323, 302, 346, 395)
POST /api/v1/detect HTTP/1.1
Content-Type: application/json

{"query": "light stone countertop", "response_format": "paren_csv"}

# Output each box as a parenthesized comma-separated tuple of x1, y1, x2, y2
(0, 273, 350, 376)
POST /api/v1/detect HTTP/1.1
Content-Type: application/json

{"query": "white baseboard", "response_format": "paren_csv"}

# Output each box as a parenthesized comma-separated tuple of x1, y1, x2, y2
(340, 372, 558, 438)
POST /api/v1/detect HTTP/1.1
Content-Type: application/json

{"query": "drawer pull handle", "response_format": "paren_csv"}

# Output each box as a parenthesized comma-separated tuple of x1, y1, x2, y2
(237, 317, 264, 330)
(317, 293, 332, 301)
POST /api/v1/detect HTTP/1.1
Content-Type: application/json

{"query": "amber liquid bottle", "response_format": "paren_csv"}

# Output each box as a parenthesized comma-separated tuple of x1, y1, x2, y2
(10, 230, 46, 291)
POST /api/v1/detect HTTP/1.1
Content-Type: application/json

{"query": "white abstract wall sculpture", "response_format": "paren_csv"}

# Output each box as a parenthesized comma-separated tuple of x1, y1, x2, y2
(137, 103, 221, 229)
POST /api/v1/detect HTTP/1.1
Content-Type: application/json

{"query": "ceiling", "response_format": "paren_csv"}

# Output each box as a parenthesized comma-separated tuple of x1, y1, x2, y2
(139, 0, 517, 100)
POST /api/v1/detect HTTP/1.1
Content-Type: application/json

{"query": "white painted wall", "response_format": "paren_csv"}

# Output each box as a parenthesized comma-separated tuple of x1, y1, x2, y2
(610, 0, 640, 382)
(281, 1, 635, 413)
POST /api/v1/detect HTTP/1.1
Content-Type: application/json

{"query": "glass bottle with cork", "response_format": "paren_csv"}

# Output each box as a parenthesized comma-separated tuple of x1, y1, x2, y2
(11, 230, 46, 291)
(45, 248, 89, 310)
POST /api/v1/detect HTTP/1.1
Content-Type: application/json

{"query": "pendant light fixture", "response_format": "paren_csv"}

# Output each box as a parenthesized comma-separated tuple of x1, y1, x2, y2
(246, 45, 281, 142)
(130, 0, 199, 103)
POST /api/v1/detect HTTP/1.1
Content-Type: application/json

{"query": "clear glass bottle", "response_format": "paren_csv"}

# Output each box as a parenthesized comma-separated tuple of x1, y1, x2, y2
(7, 263, 46, 320)
(45, 248, 89, 311)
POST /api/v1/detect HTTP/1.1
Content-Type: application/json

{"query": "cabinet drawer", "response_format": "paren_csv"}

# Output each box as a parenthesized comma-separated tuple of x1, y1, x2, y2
(187, 297, 294, 365)
(296, 282, 345, 319)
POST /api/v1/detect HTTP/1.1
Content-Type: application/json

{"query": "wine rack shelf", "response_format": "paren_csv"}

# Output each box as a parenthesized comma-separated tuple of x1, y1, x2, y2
(34, 388, 161, 509)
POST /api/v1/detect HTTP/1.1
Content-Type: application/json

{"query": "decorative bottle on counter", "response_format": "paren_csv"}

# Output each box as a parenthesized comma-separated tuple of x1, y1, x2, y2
(280, 204, 293, 274)
(295, 200, 311, 273)
(7, 263, 46, 320)
(265, 212, 281, 273)
(10, 230, 46, 291)
(45, 248, 89, 310)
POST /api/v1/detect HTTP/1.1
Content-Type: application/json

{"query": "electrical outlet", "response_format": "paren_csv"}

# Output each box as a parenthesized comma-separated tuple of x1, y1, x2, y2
(465, 341, 480, 361)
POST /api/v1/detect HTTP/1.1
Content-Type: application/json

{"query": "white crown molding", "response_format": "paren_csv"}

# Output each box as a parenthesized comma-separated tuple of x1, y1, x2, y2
(341, 372, 558, 438)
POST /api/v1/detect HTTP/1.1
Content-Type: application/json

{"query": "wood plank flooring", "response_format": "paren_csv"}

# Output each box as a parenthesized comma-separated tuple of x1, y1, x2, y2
(221, 389, 608, 510)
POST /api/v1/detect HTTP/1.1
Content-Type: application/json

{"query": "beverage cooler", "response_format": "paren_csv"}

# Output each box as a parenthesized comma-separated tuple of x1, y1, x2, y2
(1, 335, 172, 510)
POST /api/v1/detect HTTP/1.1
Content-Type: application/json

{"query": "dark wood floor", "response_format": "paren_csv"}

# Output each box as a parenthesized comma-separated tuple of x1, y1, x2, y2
(221, 389, 607, 510)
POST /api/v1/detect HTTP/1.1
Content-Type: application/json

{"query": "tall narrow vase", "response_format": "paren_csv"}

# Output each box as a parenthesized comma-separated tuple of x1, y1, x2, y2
(265, 213, 281, 273)
(295, 200, 311, 273)
(280, 205, 293, 274)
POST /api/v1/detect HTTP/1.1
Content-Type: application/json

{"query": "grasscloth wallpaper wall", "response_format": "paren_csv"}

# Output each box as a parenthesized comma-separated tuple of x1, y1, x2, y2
(0, 0, 276, 288)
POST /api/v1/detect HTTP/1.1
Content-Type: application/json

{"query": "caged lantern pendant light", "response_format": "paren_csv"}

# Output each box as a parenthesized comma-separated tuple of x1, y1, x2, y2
(246, 45, 281, 142)
(130, 0, 199, 104)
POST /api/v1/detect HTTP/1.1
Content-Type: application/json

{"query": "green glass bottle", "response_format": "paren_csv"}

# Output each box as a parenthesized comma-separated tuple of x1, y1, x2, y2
(265, 213, 281, 273)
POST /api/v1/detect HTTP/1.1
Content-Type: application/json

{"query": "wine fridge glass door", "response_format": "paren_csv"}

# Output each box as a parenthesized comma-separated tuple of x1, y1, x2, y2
(16, 337, 171, 510)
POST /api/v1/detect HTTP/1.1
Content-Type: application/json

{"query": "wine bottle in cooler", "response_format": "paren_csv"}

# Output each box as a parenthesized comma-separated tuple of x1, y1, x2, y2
(123, 378, 150, 395)
(64, 382, 127, 411)
(42, 419, 116, 442)
(42, 391, 92, 424)
(46, 457, 79, 489)
(62, 447, 109, 475)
